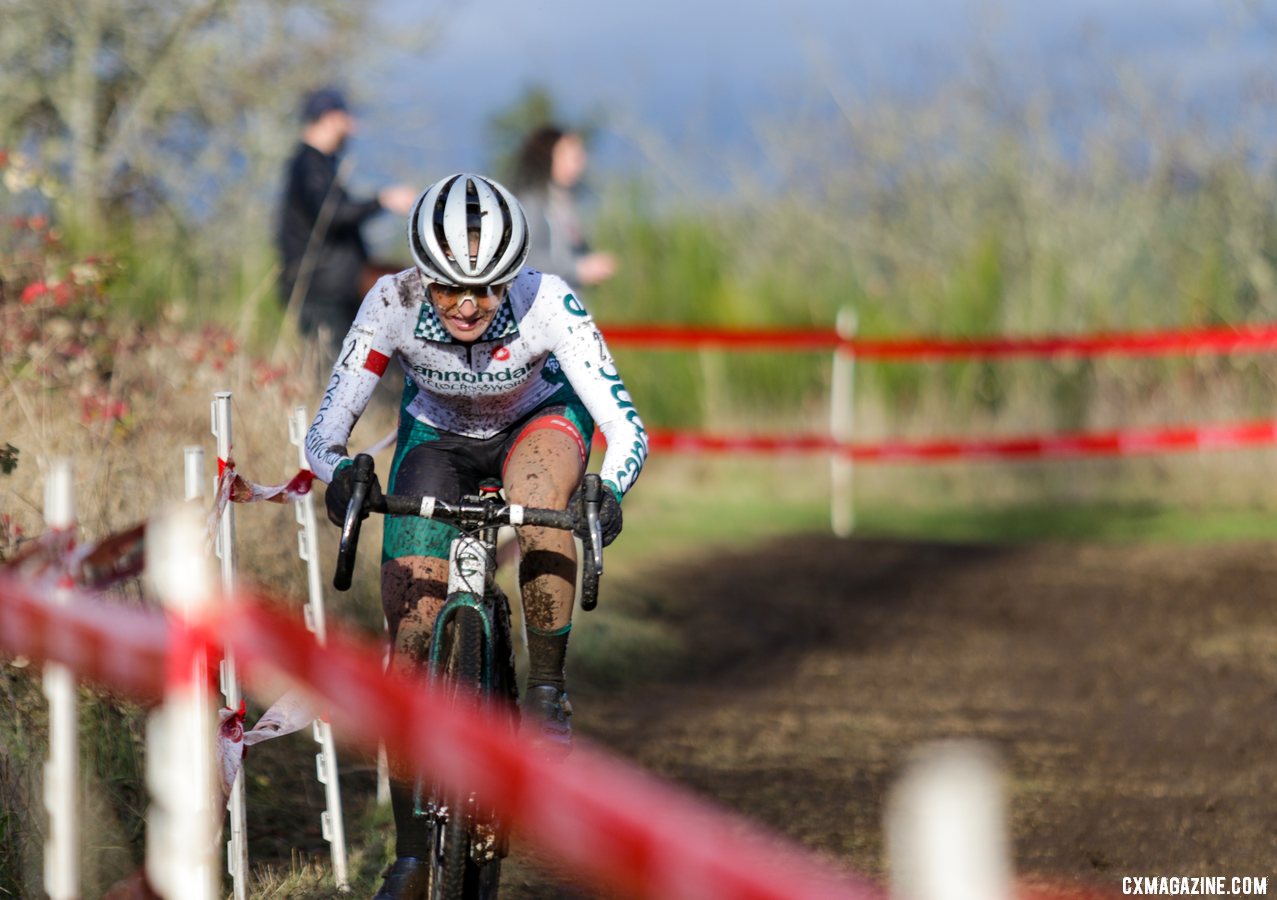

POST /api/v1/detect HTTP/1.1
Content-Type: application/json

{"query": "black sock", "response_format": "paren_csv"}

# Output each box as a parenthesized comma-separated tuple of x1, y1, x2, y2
(525, 623, 570, 691)
(390, 780, 432, 859)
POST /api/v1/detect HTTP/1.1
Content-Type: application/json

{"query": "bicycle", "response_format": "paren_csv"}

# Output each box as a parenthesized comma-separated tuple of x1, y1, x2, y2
(331, 452, 605, 899)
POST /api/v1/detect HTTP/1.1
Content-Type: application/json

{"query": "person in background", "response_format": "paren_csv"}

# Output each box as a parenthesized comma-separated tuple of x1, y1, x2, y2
(276, 87, 417, 359)
(512, 124, 618, 290)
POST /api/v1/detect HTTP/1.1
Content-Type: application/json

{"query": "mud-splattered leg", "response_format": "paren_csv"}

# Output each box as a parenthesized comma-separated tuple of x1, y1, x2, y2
(380, 554, 448, 859)
(504, 428, 585, 631)
(505, 427, 585, 755)
(381, 554, 449, 672)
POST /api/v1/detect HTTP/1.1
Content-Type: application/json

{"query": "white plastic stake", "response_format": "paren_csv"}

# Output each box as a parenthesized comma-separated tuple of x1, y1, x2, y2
(830, 308, 857, 536)
(184, 446, 205, 503)
(289, 406, 350, 889)
(376, 740, 391, 808)
(145, 505, 219, 899)
(886, 741, 1014, 900)
(42, 460, 78, 900)
(211, 392, 249, 900)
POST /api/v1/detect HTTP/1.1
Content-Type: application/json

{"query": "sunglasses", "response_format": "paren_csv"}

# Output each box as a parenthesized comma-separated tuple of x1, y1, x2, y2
(429, 282, 506, 312)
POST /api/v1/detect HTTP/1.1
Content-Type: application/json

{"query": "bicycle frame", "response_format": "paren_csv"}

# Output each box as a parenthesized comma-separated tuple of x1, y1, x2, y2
(428, 506, 503, 692)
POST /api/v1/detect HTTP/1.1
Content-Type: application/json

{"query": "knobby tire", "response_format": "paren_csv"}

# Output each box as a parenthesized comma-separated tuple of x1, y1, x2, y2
(435, 603, 486, 900)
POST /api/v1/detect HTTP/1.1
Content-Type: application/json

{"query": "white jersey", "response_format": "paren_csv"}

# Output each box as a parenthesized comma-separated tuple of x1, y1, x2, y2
(304, 267, 648, 500)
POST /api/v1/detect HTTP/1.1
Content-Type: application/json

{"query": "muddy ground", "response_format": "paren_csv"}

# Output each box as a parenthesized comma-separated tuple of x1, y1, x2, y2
(243, 535, 1277, 896)
(498, 536, 1277, 897)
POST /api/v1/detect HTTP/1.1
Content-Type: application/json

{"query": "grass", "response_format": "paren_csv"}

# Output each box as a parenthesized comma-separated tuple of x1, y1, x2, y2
(606, 453, 1277, 563)
(856, 500, 1277, 543)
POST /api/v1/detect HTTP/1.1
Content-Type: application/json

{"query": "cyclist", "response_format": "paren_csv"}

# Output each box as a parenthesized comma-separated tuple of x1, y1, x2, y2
(304, 173, 647, 895)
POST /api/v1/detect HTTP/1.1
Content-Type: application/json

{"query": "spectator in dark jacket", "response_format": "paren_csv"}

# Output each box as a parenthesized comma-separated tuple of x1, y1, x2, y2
(276, 87, 416, 358)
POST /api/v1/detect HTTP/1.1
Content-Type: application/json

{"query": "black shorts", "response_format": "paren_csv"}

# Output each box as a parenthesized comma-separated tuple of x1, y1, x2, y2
(381, 401, 592, 562)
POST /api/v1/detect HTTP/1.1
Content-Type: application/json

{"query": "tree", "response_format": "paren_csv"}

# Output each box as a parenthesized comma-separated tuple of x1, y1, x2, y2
(0, 0, 366, 236)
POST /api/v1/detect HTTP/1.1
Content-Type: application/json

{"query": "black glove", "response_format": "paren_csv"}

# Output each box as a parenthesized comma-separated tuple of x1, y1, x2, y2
(571, 482, 623, 547)
(325, 462, 383, 527)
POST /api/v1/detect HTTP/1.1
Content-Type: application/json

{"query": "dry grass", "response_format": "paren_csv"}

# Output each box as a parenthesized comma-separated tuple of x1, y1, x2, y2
(0, 235, 403, 893)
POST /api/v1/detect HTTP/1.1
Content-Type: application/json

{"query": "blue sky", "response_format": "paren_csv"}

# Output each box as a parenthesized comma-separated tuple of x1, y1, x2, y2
(349, 0, 1274, 203)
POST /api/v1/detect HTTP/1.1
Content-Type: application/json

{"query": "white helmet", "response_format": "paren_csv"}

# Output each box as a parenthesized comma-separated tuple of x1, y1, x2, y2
(408, 173, 529, 287)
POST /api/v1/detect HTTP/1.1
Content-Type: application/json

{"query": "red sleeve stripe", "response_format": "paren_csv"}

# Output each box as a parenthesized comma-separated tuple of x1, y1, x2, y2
(364, 349, 390, 376)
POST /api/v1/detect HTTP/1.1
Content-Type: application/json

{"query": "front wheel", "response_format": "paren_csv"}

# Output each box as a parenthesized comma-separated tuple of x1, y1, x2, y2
(428, 603, 499, 900)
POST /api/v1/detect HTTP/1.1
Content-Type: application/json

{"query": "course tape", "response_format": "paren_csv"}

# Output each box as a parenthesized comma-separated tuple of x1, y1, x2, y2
(602, 322, 1277, 360)
(209, 424, 396, 518)
(215, 457, 314, 506)
(0, 573, 170, 700)
(642, 419, 1277, 463)
(4, 524, 146, 592)
(217, 689, 316, 801)
(207, 458, 314, 546)
(0, 575, 878, 900)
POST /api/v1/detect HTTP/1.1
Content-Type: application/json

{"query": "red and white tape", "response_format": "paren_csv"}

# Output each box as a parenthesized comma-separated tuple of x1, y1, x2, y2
(215, 457, 314, 506)
(0, 572, 169, 700)
(0, 573, 879, 900)
(205, 457, 315, 546)
(4, 524, 147, 592)
(208, 423, 397, 517)
(602, 322, 1277, 360)
(639, 419, 1277, 463)
(216, 689, 317, 801)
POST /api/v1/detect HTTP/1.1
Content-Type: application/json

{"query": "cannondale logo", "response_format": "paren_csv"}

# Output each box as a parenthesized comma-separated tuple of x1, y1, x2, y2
(457, 552, 483, 581)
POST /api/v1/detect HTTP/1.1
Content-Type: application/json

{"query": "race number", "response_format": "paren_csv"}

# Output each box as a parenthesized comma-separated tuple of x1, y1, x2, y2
(338, 326, 376, 374)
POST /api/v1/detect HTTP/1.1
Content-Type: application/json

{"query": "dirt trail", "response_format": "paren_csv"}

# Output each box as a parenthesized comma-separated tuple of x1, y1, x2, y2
(505, 536, 1277, 896)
